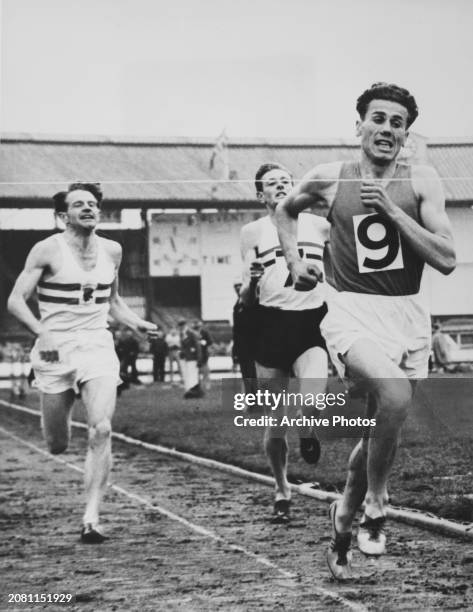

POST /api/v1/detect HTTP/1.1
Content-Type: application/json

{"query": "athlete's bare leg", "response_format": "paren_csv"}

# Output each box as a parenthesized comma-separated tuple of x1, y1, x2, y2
(293, 346, 328, 438)
(255, 362, 291, 501)
(80, 377, 117, 528)
(335, 338, 412, 533)
(41, 390, 75, 454)
(335, 395, 376, 529)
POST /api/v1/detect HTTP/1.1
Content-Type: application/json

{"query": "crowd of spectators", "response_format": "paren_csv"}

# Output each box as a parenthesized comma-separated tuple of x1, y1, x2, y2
(112, 319, 215, 398)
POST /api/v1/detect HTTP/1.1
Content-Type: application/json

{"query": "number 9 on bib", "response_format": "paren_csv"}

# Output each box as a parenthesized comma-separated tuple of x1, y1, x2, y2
(353, 213, 404, 274)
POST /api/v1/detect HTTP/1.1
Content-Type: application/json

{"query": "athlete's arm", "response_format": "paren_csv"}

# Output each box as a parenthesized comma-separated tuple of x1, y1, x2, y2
(239, 223, 263, 306)
(7, 241, 52, 336)
(107, 242, 158, 337)
(7, 240, 62, 362)
(360, 165, 456, 275)
(275, 163, 338, 290)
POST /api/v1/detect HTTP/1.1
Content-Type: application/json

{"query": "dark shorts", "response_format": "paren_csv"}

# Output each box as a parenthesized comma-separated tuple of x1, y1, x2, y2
(254, 303, 327, 371)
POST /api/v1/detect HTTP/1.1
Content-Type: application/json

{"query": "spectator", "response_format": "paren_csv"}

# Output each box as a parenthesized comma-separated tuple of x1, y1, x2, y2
(149, 327, 168, 382)
(165, 326, 182, 384)
(178, 319, 203, 398)
(192, 319, 213, 391)
(117, 328, 141, 384)
(113, 328, 129, 395)
(232, 280, 257, 396)
(10, 346, 27, 399)
(432, 323, 458, 372)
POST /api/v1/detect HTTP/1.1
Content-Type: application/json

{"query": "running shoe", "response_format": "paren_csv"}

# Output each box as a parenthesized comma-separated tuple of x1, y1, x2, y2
(357, 515, 386, 555)
(326, 501, 353, 581)
(80, 524, 107, 544)
(270, 499, 291, 524)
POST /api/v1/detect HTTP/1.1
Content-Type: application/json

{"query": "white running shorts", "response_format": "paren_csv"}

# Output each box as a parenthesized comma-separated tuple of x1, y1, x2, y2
(321, 291, 431, 379)
(30, 329, 120, 394)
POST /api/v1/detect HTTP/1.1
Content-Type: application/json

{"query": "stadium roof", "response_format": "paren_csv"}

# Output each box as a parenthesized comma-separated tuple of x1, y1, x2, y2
(1, 133, 472, 208)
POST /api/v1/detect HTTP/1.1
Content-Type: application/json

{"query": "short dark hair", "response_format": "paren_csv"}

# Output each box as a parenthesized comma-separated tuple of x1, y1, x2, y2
(53, 182, 103, 214)
(254, 163, 292, 195)
(356, 82, 419, 128)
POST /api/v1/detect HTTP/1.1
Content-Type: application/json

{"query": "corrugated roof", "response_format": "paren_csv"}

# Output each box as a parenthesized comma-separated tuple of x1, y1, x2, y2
(427, 144, 473, 202)
(0, 134, 472, 206)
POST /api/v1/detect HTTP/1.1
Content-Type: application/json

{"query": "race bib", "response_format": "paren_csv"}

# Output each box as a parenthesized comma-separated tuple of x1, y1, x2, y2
(80, 282, 97, 304)
(353, 213, 404, 274)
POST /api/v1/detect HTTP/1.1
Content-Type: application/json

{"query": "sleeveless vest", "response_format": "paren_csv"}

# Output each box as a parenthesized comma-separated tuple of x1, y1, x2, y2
(255, 213, 328, 309)
(37, 233, 115, 331)
(327, 162, 424, 295)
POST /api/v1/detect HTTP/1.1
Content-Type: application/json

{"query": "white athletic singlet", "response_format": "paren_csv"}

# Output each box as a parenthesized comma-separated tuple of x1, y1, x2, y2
(37, 233, 116, 332)
(254, 214, 329, 310)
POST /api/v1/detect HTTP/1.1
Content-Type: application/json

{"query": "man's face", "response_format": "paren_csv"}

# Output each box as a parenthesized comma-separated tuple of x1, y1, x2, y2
(356, 99, 409, 165)
(257, 169, 293, 210)
(63, 189, 100, 230)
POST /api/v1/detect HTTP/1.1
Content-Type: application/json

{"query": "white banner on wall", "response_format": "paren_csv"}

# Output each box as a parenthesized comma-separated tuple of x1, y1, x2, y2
(200, 211, 258, 320)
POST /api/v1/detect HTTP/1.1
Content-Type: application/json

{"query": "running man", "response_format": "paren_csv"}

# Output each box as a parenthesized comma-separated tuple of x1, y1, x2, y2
(240, 163, 330, 523)
(275, 83, 456, 578)
(7, 182, 158, 543)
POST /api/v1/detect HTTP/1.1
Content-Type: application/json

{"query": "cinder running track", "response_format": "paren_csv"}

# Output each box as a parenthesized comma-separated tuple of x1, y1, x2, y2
(1, 409, 472, 611)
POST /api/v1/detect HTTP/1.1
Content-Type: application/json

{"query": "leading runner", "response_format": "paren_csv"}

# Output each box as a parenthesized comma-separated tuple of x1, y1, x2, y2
(275, 83, 456, 578)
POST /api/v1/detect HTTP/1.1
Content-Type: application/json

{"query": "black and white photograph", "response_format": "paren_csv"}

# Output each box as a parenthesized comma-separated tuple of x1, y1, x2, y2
(1, 0, 472, 609)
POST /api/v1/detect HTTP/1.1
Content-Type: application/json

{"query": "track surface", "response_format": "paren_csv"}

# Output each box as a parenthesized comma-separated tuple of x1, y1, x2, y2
(1, 411, 473, 611)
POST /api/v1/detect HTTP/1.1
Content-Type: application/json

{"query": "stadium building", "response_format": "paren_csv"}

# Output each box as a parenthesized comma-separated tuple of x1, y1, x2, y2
(1, 133, 473, 345)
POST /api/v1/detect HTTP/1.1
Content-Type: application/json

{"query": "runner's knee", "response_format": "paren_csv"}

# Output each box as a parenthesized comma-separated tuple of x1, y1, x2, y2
(88, 418, 112, 446)
(376, 383, 411, 423)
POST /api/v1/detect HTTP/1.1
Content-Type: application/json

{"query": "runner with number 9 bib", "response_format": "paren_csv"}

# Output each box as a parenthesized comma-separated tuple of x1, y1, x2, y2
(274, 83, 456, 581)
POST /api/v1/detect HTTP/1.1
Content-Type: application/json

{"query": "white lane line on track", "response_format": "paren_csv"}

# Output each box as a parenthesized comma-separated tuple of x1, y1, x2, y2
(0, 424, 368, 612)
(2, 398, 473, 541)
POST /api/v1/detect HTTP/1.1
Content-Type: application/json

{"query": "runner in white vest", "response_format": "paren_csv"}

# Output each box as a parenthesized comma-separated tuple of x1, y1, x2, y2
(240, 163, 330, 524)
(8, 182, 158, 544)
